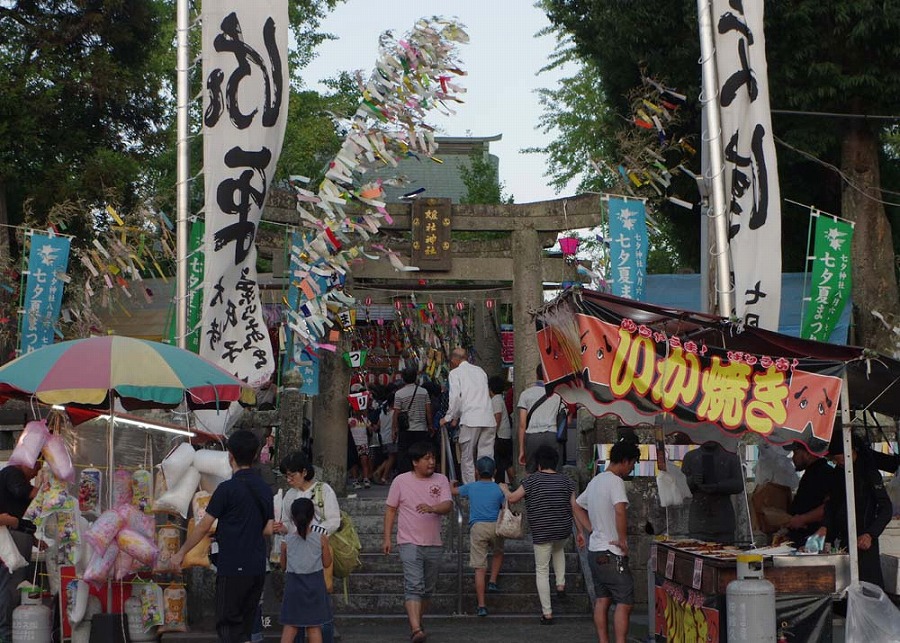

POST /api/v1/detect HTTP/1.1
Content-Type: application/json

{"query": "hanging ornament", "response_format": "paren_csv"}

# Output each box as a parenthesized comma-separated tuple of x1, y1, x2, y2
(559, 236, 580, 266)
(485, 299, 494, 310)
(342, 350, 368, 369)
(427, 301, 435, 312)
(364, 296, 373, 307)
(455, 300, 465, 311)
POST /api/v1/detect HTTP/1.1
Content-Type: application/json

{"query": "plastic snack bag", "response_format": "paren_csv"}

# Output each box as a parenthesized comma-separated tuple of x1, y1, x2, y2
(42, 433, 75, 482)
(84, 543, 119, 586)
(191, 491, 212, 523)
(114, 548, 134, 580)
(78, 468, 102, 516)
(159, 442, 195, 488)
(117, 503, 155, 538)
(66, 579, 90, 626)
(159, 585, 188, 633)
(85, 510, 124, 552)
(181, 520, 211, 569)
(9, 420, 50, 468)
(113, 468, 133, 507)
(193, 450, 232, 480)
(56, 508, 81, 566)
(132, 469, 153, 513)
(138, 582, 165, 629)
(117, 528, 158, 567)
(153, 467, 200, 518)
(0, 526, 27, 572)
(155, 525, 181, 572)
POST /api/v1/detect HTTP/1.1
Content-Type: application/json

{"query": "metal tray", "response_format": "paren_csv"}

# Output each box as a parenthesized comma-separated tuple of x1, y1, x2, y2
(772, 553, 850, 595)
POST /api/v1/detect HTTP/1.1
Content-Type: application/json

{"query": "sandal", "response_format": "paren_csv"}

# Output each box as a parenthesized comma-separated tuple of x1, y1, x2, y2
(411, 627, 427, 642)
(540, 615, 554, 625)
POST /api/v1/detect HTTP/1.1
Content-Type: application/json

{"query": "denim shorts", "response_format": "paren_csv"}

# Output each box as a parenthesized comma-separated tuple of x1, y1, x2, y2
(397, 543, 442, 601)
(588, 550, 634, 605)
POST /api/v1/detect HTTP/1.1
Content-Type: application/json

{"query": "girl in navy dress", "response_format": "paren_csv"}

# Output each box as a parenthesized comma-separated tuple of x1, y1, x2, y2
(280, 498, 333, 643)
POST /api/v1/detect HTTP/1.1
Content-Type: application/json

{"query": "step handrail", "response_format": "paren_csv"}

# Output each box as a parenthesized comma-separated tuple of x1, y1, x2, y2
(454, 498, 464, 614)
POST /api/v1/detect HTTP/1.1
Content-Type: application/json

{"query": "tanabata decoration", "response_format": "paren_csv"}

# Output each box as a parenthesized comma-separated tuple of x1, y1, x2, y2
(286, 18, 468, 352)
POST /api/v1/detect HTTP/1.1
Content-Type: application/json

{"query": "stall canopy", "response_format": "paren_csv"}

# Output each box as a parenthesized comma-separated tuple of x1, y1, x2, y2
(536, 288, 900, 455)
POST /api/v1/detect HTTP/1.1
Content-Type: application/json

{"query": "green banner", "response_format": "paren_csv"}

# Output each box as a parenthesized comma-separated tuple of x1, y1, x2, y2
(801, 215, 853, 341)
(165, 220, 204, 351)
(185, 220, 205, 353)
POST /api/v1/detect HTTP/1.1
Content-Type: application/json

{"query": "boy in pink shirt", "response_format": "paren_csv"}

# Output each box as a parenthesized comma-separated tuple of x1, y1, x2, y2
(383, 441, 452, 643)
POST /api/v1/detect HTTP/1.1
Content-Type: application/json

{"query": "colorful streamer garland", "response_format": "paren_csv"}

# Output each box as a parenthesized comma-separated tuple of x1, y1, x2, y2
(285, 17, 468, 351)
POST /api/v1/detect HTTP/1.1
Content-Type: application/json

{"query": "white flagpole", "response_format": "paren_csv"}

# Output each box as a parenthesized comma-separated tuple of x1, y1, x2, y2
(697, 0, 733, 318)
(840, 373, 859, 587)
(175, 0, 190, 349)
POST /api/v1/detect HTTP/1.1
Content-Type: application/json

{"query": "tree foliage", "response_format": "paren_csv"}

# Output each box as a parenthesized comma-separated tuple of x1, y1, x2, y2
(459, 151, 513, 205)
(541, 0, 900, 351)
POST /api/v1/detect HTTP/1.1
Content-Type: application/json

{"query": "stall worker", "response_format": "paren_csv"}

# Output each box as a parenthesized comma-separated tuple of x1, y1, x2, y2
(0, 458, 41, 641)
(682, 441, 744, 544)
(816, 433, 892, 587)
(781, 444, 836, 547)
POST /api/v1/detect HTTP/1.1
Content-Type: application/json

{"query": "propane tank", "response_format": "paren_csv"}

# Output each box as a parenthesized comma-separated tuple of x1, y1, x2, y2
(125, 596, 157, 641)
(12, 586, 51, 643)
(726, 554, 776, 642)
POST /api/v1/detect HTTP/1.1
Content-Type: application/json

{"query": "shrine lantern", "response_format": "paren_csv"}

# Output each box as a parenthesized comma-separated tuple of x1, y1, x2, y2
(559, 236, 580, 265)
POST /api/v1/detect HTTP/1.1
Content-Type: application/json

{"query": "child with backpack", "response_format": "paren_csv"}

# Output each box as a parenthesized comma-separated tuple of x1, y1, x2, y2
(280, 498, 333, 643)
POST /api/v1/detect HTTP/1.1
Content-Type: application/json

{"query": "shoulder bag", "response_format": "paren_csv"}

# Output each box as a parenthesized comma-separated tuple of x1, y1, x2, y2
(396, 384, 419, 433)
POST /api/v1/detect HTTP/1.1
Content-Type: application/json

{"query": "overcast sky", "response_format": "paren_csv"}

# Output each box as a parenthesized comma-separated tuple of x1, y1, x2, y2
(299, 0, 578, 204)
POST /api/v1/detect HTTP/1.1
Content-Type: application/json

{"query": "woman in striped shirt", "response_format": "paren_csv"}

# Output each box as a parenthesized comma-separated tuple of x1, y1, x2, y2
(501, 445, 583, 625)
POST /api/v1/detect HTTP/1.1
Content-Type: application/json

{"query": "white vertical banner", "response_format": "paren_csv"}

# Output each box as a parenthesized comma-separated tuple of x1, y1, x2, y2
(200, 0, 287, 388)
(712, 0, 782, 330)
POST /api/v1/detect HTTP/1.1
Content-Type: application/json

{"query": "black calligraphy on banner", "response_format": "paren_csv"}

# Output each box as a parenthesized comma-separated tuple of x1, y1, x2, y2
(201, 2, 288, 389)
(712, 0, 782, 330)
(205, 13, 284, 130)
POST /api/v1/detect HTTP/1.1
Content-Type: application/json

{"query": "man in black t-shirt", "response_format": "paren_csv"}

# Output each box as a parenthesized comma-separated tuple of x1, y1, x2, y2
(0, 459, 42, 641)
(173, 431, 274, 643)
(783, 444, 836, 546)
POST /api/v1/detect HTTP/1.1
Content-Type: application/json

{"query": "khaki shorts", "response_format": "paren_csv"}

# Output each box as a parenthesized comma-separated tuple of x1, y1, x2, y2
(469, 521, 504, 569)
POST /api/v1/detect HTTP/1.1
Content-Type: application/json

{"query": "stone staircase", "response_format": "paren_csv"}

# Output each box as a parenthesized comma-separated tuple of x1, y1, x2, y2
(331, 492, 591, 619)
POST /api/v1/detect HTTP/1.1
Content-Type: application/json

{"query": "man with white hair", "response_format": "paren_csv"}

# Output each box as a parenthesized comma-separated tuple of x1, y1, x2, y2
(440, 347, 495, 483)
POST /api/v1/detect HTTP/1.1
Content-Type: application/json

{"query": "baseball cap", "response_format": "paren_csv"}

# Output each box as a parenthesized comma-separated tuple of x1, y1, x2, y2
(475, 456, 496, 477)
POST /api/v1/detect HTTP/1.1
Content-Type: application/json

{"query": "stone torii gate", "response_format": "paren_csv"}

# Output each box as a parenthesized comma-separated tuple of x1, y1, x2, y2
(264, 192, 603, 488)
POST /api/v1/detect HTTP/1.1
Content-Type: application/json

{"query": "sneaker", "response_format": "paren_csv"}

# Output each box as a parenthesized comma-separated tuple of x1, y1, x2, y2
(477, 606, 488, 617)
(352, 480, 362, 490)
(363, 478, 371, 489)
(487, 582, 500, 593)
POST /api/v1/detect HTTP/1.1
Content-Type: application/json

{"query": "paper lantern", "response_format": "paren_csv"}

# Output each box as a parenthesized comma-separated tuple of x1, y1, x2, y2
(559, 236, 580, 255)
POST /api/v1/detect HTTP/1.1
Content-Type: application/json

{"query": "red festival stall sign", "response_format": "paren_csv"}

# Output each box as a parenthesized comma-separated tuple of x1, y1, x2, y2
(534, 289, 900, 455)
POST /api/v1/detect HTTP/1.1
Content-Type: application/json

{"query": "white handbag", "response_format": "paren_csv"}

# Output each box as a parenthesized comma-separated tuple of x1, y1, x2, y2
(495, 503, 524, 539)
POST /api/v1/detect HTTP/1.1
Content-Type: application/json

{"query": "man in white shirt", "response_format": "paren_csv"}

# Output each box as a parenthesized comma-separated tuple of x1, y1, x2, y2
(440, 347, 495, 483)
(517, 365, 565, 473)
(573, 440, 640, 643)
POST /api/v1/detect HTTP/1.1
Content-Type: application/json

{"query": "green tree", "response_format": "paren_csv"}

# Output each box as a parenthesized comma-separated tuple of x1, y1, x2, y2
(459, 151, 513, 205)
(542, 0, 900, 353)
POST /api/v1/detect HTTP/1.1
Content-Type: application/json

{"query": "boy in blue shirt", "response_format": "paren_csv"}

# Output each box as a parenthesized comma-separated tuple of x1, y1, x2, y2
(453, 457, 506, 616)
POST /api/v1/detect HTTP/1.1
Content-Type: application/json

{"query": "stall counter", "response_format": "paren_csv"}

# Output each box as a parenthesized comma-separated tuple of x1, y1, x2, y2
(651, 541, 836, 642)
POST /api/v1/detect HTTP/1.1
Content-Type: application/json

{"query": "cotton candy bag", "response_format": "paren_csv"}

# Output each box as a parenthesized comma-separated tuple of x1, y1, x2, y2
(42, 433, 75, 482)
(9, 420, 49, 468)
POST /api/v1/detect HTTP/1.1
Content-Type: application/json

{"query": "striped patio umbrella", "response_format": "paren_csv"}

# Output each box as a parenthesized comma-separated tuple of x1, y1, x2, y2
(0, 335, 255, 409)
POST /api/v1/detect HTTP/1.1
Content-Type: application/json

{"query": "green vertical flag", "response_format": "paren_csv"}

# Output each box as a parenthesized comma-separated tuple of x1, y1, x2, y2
(801, 215, 853, 342)
(185, 220, 205, 353)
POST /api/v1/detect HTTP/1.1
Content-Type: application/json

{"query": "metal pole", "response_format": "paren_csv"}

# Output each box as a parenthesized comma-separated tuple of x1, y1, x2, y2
(697, 0, 734, 317)
(175, 0, 190, 349)
(840, 373, 859, 587)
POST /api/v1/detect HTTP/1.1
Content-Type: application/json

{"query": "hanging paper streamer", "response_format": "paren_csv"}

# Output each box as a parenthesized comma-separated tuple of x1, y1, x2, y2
(801, 212, 853, 342)
(19, 232, 71, 354)
(286, 18, 468, 352)
(606, 197, 649, 301)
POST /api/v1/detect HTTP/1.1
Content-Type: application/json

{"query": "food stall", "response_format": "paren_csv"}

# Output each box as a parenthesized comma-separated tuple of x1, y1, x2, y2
(535, 288, 900, 641)
(650, 540, 840, 641)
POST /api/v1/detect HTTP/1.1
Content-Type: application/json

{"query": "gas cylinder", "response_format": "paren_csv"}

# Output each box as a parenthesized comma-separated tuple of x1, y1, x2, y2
(125, 596, 156, 641)
(726, 554, 776, 642)
(12, 586, 51, 643)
